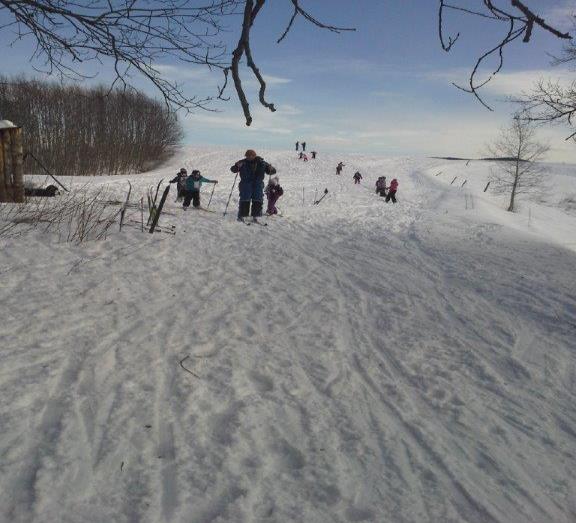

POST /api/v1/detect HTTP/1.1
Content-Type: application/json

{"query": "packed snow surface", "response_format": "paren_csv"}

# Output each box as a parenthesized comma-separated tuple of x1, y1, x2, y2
(1, 146, 575, 523)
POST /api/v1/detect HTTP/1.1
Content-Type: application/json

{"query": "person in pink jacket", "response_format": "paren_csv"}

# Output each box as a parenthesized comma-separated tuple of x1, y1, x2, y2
(386, 178, 398, 203)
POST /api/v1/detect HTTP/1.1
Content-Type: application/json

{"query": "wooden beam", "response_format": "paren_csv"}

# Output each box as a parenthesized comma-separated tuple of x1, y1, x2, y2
(10, 128, 24, 203)
(0, 130, 7, 202)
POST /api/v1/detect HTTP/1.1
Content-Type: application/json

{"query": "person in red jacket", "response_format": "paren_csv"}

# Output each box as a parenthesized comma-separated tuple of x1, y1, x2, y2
(386, 178, 398, 203)
(265, 176, 284, 215)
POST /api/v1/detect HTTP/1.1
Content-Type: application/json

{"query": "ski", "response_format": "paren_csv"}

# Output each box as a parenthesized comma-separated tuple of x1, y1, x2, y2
(147, 178, 164, 226)
(149, 185, 170, 234)
(119, 181, 132, 231)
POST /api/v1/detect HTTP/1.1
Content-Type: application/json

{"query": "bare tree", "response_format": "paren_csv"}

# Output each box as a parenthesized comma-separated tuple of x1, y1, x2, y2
(439, 1, 572, 110)
(0, 76, 183, 176)
(0, 0, 354, 126)
(486, 116, 549, 212)
(514, 79, 576, 141)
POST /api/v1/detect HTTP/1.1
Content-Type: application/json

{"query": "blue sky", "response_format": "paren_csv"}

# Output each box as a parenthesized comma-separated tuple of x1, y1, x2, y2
(1, 1, 576, 161)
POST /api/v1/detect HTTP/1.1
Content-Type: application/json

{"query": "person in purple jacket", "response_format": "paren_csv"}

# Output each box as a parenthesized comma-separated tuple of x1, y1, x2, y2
(265, 176, 284, 215)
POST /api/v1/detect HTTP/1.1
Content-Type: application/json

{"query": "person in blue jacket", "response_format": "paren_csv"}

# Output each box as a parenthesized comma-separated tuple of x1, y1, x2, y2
(230, 149, 277, 222)
(183, 170, 217, 209)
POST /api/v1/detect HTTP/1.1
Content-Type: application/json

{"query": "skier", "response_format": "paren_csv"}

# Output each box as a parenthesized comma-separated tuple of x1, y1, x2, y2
(375, 176, 387, 196)
(183, 170, 218, 209)
(303, 153, 309, 162)
(295, 141, 299, 151)
(265, 176, 284, 215)
(311, 151, 317, 159)
(299, 151, 304, 159)
(353, 171, 363, 184)
(336, 162, 345, 175)
(230, 149, 277, 222)
(386, 178, 399, 203)
(302, 141, 306, 151)
(169, 167, 188, 201)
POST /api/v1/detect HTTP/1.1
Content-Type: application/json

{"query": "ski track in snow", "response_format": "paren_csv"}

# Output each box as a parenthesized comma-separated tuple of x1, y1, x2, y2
(1, 147, 576, 522)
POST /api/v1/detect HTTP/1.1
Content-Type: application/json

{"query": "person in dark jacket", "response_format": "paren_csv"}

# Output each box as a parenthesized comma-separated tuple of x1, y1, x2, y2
(302, 141, 306, 151)
(230, 149, 277, 222)
(336, 162, 345, 175)
(311, 151, 317, 159)
(375, 176, 387, 196)
(183, 170, 217, 209)
(169, 168, 188, 200)
(353, 171, 363, 184)
(265, 176, 284, 215)
(295, 141, 299, 151)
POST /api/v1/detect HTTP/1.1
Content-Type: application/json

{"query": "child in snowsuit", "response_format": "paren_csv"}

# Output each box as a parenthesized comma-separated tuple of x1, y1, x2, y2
(336, 162, 345, 175)
(183, 170, 217, 209)
(230, 149, 277, 221)
(375, 176, 387, 196)
(386, 178, 398, 203)
(299, 151, 304, 159)
(353, 172, 362, 184)
(169, 168, 188, 200)
(265, 176, 284, 215)
(311, 151, 317, 159)
(302, 153, 308, 162)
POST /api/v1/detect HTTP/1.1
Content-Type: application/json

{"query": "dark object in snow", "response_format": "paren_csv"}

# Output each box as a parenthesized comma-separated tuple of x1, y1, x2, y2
(119, 182, 132, 231)
(314, 188, 329, 205)
(149, 185, 170, 233)
(25, 184, 60, 197)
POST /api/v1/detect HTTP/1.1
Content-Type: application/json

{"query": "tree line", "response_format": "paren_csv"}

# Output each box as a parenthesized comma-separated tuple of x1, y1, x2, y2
(0, 77, 183, 176)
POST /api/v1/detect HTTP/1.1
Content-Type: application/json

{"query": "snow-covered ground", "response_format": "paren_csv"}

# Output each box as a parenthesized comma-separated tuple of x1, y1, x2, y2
(1, 146, 575, 523)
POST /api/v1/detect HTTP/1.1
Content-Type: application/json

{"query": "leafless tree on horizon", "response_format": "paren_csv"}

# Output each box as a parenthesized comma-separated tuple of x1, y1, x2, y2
(486, 115, 549, 212)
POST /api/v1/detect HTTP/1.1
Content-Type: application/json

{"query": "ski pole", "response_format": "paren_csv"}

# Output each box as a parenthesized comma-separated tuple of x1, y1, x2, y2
(207, 182, 216, 210)
(223, 172, 239, 216)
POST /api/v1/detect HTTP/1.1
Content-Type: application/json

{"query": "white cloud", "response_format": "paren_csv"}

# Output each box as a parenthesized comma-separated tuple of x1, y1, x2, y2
(426, 67, 576, 97)
(543, 2, 576, 31)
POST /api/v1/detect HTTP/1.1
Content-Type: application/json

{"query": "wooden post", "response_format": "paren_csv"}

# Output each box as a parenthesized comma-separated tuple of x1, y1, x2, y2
(0, 127, 24, 203)
(11, 128, 24, 203)
(0, 130, 6, 202)
(2, 130, 13, 202)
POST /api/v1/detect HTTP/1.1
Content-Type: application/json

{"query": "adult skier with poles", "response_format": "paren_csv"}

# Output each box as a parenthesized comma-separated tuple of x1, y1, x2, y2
(183, 170, 218, 209)
(230, 149, 276, 222)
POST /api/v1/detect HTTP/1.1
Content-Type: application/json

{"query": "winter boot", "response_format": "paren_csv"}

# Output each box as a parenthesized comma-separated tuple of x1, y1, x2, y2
(239, 200, 250, 219)
(251, 200, 263, 218)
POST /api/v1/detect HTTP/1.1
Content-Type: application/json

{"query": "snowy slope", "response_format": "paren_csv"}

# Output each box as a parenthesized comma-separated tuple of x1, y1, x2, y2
(0, 147, 575, 523)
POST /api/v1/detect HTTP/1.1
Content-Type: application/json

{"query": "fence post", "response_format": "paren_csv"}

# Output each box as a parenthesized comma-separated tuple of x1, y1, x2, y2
(0, 130, 6, 201)
(11, 127, 24, 203)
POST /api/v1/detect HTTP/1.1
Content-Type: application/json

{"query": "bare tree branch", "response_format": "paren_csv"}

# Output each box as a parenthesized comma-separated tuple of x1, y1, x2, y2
(440, 1, 573, 110)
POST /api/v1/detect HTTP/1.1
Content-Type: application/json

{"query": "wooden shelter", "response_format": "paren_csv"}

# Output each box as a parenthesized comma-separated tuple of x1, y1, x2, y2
(0, 121, 24, 203)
